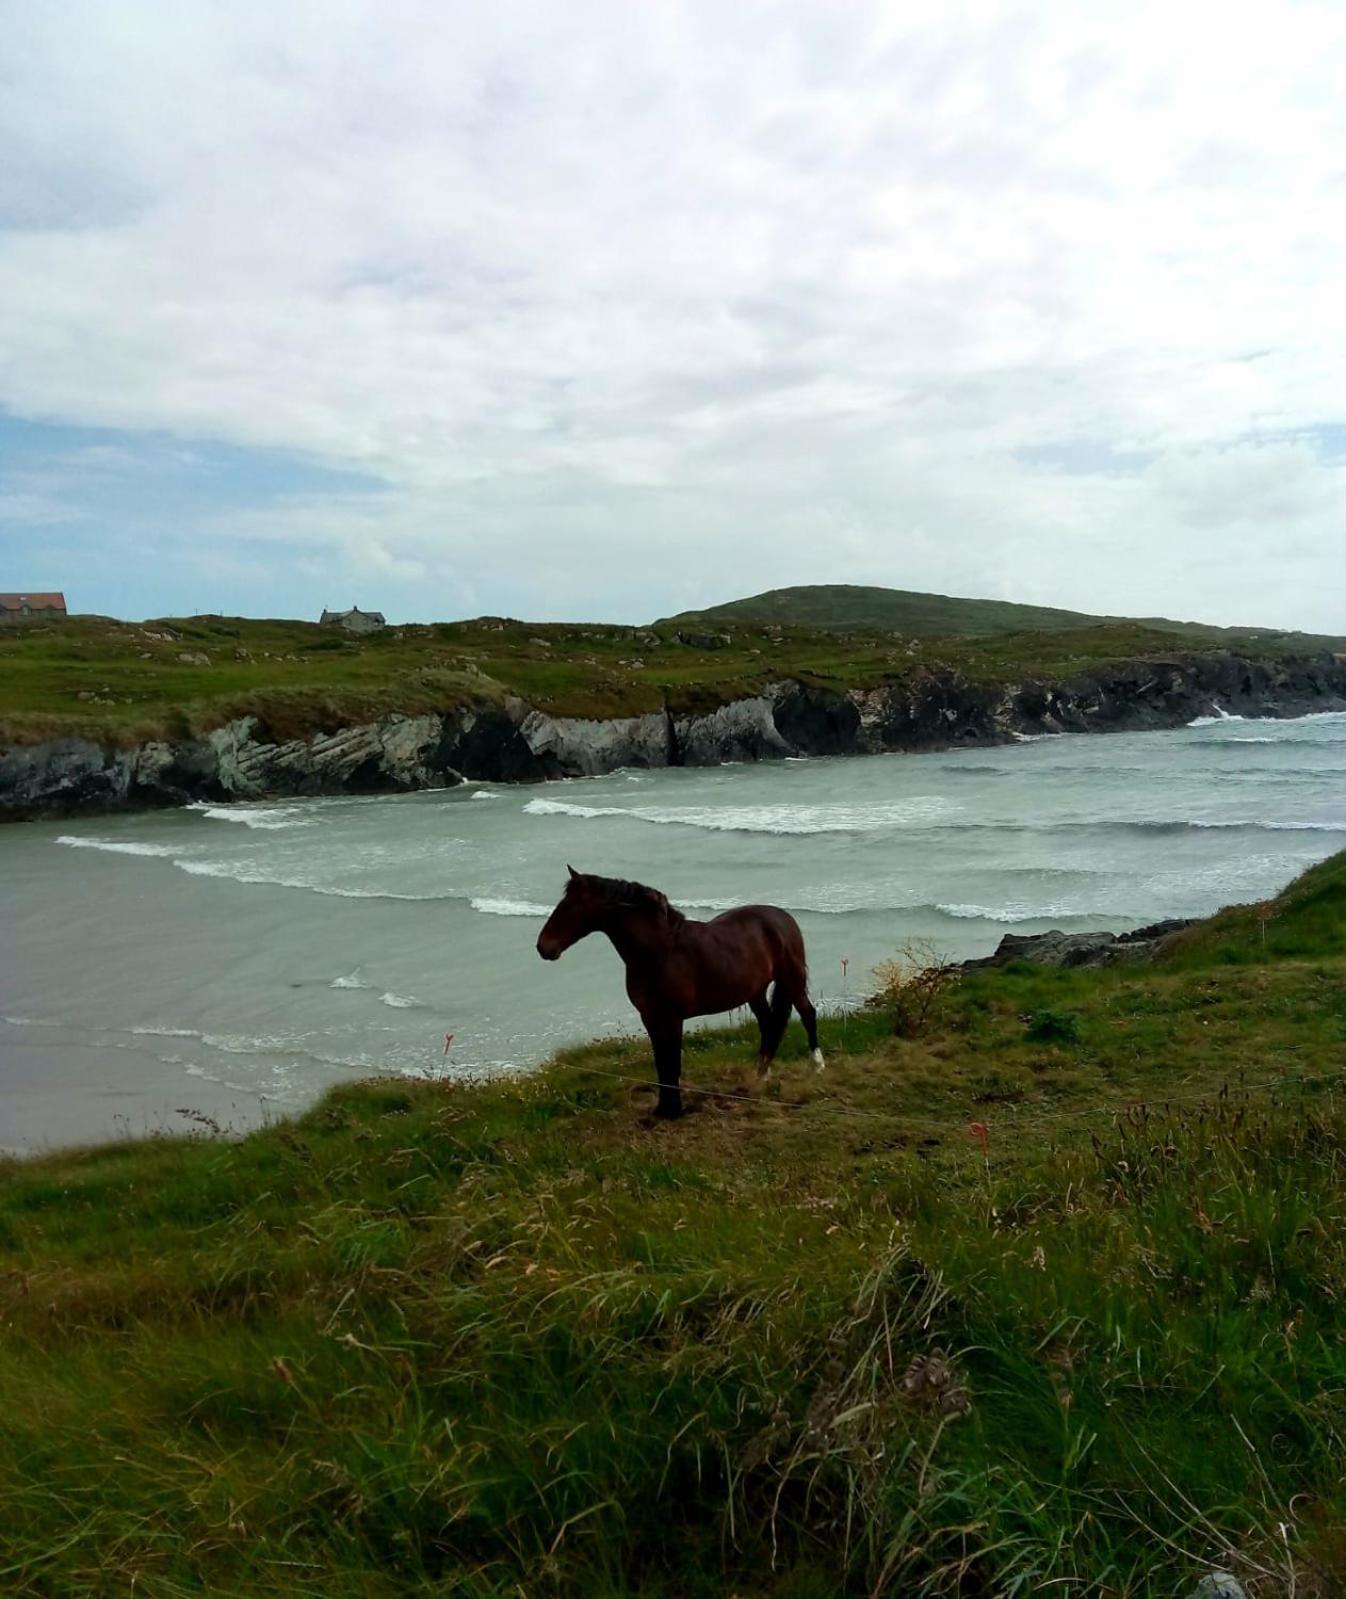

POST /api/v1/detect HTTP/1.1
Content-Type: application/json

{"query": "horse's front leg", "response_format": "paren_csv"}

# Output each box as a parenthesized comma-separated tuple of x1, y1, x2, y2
(646, 1017, 684, 1119)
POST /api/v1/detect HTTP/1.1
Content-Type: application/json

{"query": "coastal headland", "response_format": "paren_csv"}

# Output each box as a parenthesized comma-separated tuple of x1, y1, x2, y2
(5, 608, 1346, 818)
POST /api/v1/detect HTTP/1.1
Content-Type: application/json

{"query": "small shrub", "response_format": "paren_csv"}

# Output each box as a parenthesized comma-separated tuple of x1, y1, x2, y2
(873, 941, 960, 1038)
(1024, 1007, 1081, 1045)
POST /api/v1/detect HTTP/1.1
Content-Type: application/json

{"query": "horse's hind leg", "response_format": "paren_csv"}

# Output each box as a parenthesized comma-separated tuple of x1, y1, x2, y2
(781, 958, 825, 1070)
(796, 992, 824, 1070)
(748, 990, 781, 1076)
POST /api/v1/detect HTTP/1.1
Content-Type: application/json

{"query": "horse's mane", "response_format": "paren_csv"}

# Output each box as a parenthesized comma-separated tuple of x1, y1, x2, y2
(578, 873, 685, 925)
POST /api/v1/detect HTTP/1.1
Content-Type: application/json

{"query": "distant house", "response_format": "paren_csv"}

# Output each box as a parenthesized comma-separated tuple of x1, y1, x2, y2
(0, 591, 67, 625)
(320, 606, 386, 635)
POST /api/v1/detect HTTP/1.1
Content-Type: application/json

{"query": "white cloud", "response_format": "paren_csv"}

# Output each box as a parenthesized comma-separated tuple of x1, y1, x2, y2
(1, 0, 1344, 627)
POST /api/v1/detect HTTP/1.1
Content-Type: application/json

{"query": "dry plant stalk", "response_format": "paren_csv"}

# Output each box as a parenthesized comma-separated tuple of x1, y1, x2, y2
(872, 939, 960, 1038)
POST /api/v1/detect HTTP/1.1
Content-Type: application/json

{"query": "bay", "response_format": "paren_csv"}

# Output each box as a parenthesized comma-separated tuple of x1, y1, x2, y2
(4, 710, 1345, 1153)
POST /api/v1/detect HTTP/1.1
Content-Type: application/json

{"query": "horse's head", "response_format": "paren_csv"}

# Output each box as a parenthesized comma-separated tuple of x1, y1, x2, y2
(536, 867, 602, 960)
(537, 868, 677, 959)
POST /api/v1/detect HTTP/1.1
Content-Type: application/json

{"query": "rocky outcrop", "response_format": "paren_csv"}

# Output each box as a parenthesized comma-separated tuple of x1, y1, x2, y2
(5, 648, 1346, 820)
(962, 918, 1197, 971)
(519, 708, 674, 777)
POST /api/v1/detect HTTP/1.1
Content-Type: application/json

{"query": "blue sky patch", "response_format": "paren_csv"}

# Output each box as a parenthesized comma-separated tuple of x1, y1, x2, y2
(0, 415, 384, 619)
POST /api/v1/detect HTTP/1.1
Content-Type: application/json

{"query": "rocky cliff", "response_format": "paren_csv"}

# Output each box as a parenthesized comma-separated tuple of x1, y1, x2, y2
(5, 649, 1345, 819)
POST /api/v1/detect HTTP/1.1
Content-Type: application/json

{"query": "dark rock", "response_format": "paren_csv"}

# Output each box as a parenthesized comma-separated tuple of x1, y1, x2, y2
(432, 706, 546, 784)
(965, 916, 1199, 972)
(771, 682, 862, 756)
(1118, 917, 1195, 944)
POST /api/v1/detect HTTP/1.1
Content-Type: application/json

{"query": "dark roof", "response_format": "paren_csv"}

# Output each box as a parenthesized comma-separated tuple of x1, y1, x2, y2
(0, 592, 66, 609)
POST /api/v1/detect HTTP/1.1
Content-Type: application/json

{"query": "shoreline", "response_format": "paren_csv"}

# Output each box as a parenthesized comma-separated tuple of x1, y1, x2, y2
(6, 712, 1343, 1158)
(5, 645, 1346, 821)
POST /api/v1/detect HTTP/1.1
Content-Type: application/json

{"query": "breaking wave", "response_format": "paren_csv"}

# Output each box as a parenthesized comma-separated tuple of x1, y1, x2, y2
(523, 796, 955, 834)
(189, 803, 312, 830)
(56, 836, 180, 858)
(172, 859, 447, 899)
(935, 902, 1096, 924)
(470, 897, 552, 918)
(1188, 710, 1245, 726)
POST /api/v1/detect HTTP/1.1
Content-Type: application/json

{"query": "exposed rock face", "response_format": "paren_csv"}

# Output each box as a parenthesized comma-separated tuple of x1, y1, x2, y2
(771, 682, 863, 755)
(5, 649, 1346, 820)
(676, 696, 794, 765)
(963, 918, 1197, 971)
(1, 739, 139, 816)
(519, 709, 673, 776)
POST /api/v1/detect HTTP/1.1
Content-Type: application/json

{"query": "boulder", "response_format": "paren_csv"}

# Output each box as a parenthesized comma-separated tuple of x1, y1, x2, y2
(1189, 1575, 1246, 1599)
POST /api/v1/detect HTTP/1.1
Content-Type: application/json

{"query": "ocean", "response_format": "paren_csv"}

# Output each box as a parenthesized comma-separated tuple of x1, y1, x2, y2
(4, 710, 1345, 1153)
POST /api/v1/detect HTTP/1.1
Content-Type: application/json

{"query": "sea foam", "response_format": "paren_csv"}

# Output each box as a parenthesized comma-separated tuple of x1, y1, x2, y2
(523, 796, 954, 835)
(190, 803, 312, 830)
(470, 897, 552, 917)
(56, 836, 180, 858)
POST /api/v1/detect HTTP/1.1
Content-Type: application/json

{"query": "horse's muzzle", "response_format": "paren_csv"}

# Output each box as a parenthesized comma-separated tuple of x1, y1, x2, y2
(536, 935, 560, 961)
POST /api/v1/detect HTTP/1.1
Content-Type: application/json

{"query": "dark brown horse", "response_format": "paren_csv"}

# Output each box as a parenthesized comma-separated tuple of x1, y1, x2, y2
(537, 867, 823, 1118)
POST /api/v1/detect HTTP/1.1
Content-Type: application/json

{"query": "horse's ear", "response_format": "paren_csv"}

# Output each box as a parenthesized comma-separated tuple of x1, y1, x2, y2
(567, 864, 578, 880)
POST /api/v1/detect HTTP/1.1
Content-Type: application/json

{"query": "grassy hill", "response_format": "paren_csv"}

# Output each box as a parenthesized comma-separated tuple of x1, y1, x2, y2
(665, 582, 1346, 650)
(0, 607, 1330, 750)
(2, 852, 1345, 1595)
(664, 582, 1099, 636)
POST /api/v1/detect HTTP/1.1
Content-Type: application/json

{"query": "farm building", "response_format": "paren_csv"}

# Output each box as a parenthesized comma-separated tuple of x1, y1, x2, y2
(320, 606, 386, 635)
(1, 592, 67, 625)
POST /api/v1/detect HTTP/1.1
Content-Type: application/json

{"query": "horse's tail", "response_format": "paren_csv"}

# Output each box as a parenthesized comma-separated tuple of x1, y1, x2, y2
(780, 909, 809, 993)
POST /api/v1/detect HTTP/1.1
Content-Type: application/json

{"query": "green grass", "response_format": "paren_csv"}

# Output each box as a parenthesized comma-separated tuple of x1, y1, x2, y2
(0, 608, 1325, 750)
(665, 581, 1346, 652)
(3, 855, 1346, 1594)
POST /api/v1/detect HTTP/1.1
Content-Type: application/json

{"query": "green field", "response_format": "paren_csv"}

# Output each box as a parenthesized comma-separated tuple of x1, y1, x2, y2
(666, 581, 1346, 651)
(3, 853, 1345, 1595)
(0, 607, 1322, 749)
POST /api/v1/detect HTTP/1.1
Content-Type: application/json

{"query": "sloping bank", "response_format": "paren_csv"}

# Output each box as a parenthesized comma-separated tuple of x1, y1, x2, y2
(5, 647, 1346, 819)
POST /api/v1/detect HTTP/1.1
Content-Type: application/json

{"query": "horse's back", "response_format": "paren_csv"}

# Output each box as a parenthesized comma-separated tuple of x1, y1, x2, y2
(706, 902, 806, 961)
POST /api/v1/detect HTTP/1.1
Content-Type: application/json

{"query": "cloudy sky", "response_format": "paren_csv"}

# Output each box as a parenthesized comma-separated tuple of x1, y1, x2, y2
(2, 1, 1344, 629)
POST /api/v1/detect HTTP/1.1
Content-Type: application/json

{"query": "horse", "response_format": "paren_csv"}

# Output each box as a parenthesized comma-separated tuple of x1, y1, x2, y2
(536, 867, 824, 1119)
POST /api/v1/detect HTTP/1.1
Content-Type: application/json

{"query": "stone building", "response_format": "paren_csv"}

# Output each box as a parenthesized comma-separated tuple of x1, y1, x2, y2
(0, 591, 67, 625)
(320, 606, 386, 635)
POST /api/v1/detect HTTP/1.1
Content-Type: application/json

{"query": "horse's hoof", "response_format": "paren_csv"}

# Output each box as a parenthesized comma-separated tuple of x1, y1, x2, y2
(756, 1059, 772, 1080)
(811, 1048, 826, 1071)
(653, 1100, 683, 1121)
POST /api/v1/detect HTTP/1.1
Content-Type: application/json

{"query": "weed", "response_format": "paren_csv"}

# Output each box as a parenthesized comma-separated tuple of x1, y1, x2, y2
(1024, 1007, 1082, 1044)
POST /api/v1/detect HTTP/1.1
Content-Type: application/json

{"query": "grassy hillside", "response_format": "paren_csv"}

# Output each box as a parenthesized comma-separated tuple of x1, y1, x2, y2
(2, 853, 1345, 1595)
(0, 608, 1322, 749)
(664, 582, 1099, 636)
(666, 582, 1346, 651)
